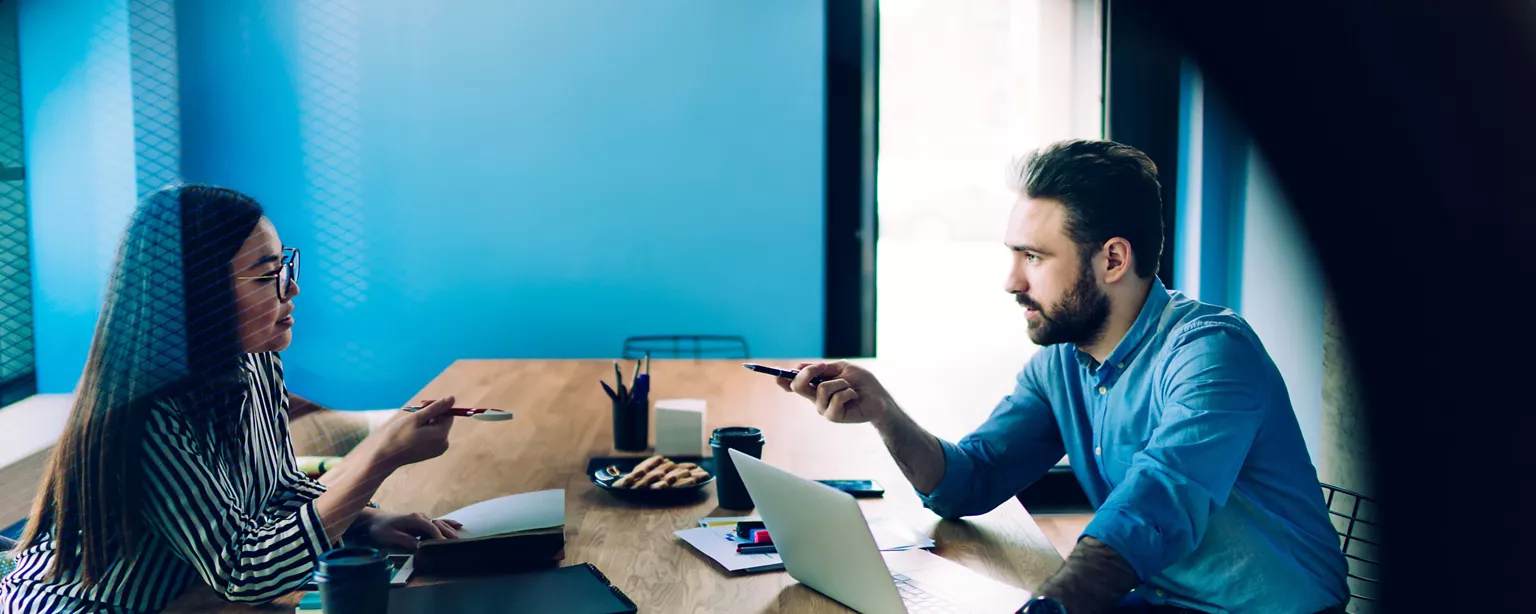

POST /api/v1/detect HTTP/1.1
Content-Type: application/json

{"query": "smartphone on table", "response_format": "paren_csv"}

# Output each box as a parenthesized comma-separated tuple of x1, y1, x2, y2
(816, 479, 886, 498)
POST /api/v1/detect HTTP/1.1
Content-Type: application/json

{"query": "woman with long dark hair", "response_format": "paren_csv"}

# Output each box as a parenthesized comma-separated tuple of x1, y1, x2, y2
(1, 185, 464, 613)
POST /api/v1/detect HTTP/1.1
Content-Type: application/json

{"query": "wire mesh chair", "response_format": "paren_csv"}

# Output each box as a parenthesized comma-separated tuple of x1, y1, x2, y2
(622, 335, 750, 360)
(1320, 483, 1380, 612)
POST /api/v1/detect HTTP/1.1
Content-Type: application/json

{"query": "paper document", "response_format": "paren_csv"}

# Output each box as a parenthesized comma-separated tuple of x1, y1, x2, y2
(676, 527, 784, 573)
(677, 516, 935, 574)
(439, 489, 565, 540)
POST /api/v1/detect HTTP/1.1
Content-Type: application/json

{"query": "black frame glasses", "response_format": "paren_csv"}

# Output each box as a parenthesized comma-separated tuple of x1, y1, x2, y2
(235, 247, 300, 300)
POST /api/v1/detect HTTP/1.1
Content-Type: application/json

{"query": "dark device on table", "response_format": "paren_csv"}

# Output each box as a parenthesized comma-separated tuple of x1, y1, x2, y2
(386, 563, 636, 614)
(816, 479, 885, 498)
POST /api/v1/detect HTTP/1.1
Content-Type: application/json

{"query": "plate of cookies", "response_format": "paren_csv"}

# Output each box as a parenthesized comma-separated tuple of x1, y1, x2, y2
(588, 454, 716, 503)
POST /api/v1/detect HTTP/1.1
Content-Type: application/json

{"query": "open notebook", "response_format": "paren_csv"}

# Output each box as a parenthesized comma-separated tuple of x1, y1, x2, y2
(413, 489, 567, 575)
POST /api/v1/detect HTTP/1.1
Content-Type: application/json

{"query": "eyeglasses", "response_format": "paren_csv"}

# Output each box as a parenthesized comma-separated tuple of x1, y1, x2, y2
(235, 247, 300, 300)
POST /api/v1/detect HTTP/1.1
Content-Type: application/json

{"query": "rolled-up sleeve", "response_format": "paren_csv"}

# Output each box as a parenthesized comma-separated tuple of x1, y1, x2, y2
(272, 474, 329, 517)
(919, 356, 1065, 519)
(276, 454, 330, 512)
(1082, 323, 1268, 581)
(140, 403, 329, 604)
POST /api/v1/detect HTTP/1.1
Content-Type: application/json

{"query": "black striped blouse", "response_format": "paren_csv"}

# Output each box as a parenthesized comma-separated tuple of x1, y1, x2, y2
(0, 352, 330, 613)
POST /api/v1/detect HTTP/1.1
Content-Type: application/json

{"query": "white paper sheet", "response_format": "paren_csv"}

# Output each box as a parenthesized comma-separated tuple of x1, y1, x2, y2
(439, 489, 565, 540)
(676, 527, 785, 573)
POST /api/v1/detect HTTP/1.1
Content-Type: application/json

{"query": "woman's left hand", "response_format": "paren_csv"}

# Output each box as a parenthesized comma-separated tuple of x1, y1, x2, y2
(359, 510, 463, 550)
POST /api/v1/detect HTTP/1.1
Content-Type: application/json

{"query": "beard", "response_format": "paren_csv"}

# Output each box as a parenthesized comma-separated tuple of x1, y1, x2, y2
(1016, 261, 1111, 347)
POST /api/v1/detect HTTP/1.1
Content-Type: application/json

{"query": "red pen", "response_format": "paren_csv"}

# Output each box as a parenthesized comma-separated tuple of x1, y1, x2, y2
(406, 400, 514, 421)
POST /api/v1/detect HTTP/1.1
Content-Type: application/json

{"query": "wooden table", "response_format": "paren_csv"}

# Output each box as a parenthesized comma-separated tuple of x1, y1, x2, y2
(168, 359, 1064, 612)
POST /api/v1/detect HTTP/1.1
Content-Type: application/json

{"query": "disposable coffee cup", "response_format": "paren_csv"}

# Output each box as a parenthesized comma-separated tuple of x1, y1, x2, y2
(710, 427, 765, 509)
(315, 547, 390, 614)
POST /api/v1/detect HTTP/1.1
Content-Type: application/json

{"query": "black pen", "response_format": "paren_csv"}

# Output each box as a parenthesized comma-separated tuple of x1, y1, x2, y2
(742, 363, 824, 387)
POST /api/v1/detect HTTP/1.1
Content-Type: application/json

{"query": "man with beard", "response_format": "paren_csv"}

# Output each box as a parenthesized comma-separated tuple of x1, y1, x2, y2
(776, 140, 1349, 614)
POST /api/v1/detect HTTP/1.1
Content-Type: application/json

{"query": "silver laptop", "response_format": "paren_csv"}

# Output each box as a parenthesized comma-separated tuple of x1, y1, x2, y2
(729, 449, 1033, 614)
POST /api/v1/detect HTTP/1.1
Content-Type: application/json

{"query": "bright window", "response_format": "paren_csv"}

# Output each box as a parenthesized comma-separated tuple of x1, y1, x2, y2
(876, 0, 1103, 422)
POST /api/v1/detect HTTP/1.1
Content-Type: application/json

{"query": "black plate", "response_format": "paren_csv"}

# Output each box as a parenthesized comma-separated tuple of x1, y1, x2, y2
(588, 456, 716, 504)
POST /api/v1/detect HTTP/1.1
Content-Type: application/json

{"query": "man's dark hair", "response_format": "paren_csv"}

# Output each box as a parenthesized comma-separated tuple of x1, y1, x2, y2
(1011, 139, 1165, 279)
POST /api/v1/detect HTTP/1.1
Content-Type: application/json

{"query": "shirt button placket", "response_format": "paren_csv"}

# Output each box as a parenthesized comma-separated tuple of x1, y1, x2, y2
(1094, 381, 1110, 481)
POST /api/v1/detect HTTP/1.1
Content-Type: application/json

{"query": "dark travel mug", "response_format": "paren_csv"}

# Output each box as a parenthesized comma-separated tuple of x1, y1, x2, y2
(710, 426, 766, 510)
(315, 547, 390, 614)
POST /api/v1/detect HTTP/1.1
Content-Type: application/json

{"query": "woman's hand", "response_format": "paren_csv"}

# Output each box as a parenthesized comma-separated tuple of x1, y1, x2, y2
(358, 509, 464, 551)
(314, 398, 460, 547)
(370, 396, 458, 470)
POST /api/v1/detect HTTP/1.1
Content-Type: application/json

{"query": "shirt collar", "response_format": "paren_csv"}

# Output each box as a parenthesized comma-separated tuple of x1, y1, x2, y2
(1072, 277, 1172, 372)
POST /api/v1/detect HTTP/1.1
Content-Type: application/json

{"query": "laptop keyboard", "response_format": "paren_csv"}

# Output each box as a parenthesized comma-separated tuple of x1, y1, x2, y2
(892, 573, 969, 614)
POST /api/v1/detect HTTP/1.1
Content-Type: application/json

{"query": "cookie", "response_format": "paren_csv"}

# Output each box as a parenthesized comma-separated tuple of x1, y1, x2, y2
(634, 461, 676, 488)
(631, 455, 666, 474)
(610, 456, 710, 489)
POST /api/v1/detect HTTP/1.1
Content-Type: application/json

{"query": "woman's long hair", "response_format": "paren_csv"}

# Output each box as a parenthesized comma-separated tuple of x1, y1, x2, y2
(17, 184, 264, 584)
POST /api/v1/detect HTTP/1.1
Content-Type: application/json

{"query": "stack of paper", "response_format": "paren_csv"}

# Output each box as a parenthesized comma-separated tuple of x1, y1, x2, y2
(677, 516, 936, 574)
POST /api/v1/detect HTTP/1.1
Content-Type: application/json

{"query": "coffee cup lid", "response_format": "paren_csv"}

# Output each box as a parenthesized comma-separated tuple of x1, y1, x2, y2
(710, 426, 763, 442)
(318, 547, 386, 574)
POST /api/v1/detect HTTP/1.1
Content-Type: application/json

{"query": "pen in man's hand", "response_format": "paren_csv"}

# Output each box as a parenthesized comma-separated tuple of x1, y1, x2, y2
(742, 363, 825, 387)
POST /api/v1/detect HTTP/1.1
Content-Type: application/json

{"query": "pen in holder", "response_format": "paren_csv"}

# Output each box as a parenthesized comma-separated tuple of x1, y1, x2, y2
(606, 355, 651, 452)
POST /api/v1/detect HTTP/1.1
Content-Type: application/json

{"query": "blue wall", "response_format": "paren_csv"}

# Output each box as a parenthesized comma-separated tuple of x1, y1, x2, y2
(20, 0, 139, 393)
(1174, 66, 1324, 462)
(1238, 150, 1324, 463)
(172, 0, 826, 407)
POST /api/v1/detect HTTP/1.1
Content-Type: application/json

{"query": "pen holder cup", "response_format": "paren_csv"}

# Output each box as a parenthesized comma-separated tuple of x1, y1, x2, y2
(613, 395, 649, 452)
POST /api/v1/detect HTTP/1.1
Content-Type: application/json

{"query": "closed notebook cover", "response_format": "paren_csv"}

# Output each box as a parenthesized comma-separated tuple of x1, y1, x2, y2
(412, 527, 565, 575)
(388, 563, 637, 614)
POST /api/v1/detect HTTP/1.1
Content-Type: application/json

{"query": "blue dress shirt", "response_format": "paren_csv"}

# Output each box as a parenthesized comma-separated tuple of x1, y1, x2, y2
(920, 279, 1349, 613)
